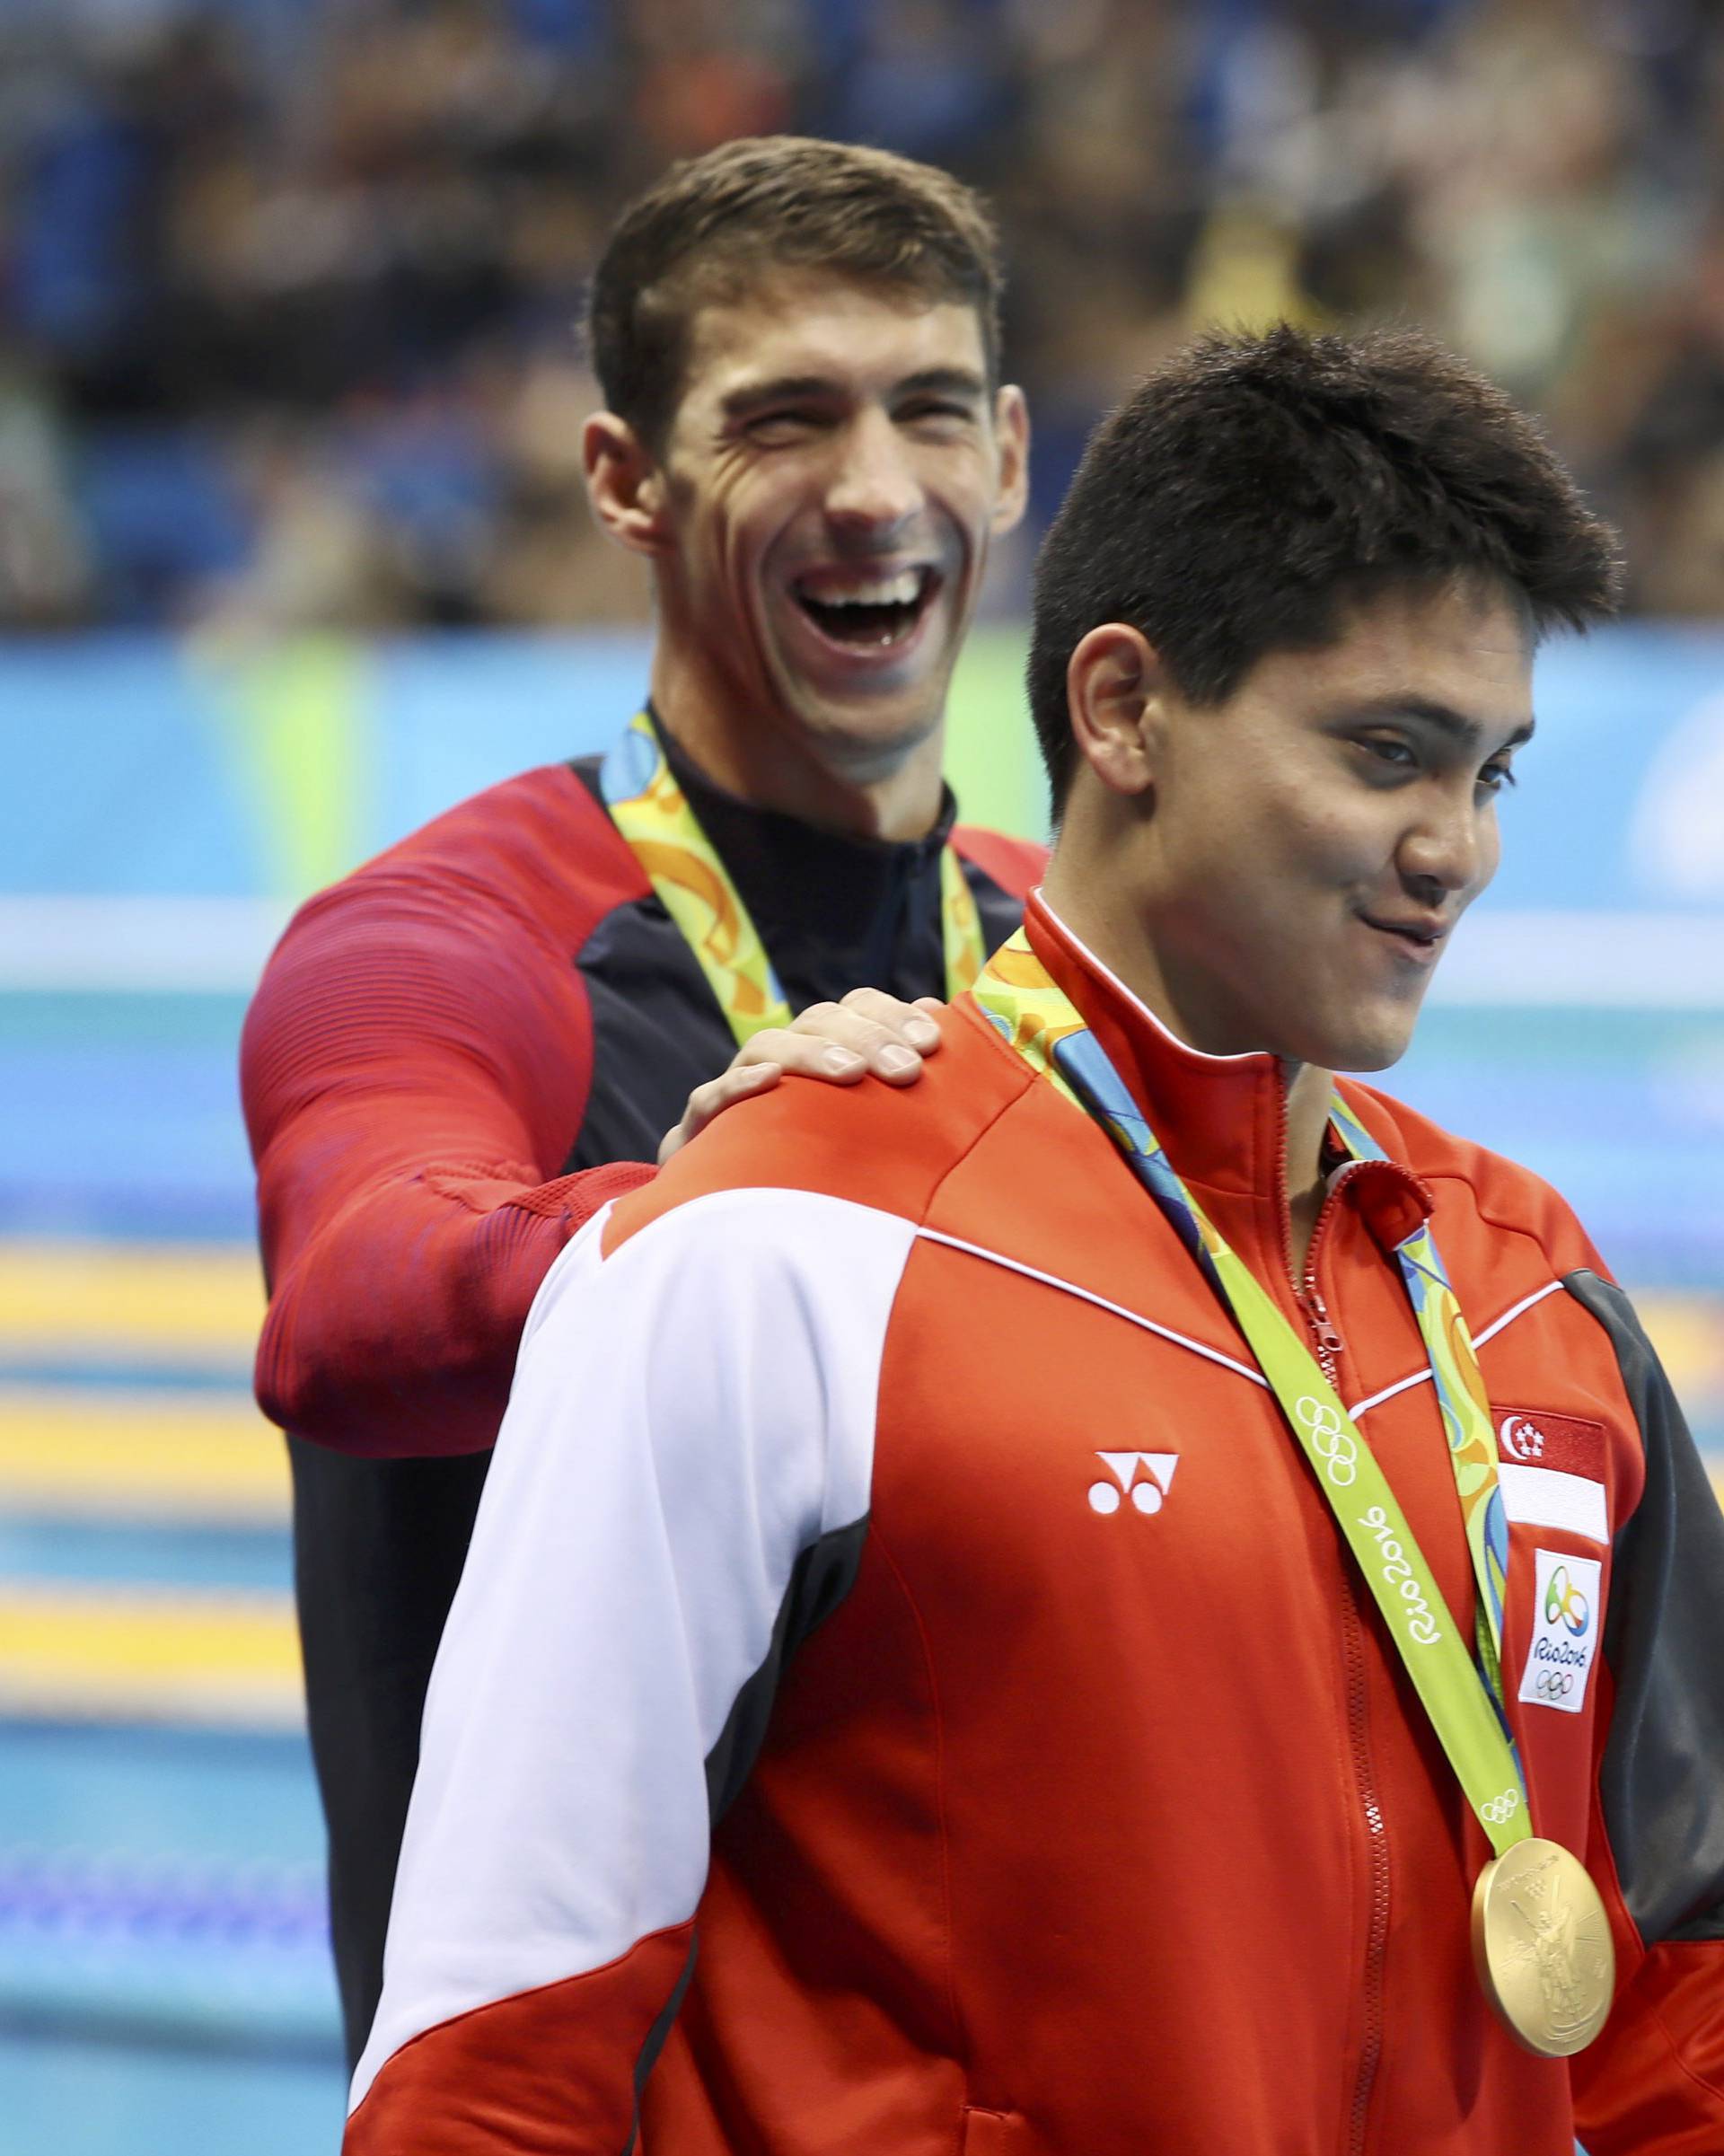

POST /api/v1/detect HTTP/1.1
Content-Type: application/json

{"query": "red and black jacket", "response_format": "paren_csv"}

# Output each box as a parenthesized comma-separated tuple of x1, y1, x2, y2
(240, 727, 1045, 2064)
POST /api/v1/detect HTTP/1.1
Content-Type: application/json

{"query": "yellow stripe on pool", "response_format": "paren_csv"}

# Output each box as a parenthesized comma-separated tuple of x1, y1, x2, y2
(0, 1583, 303, 1729)
(0, 1241, 262, 1368)
(0, 1386, 287, 1523)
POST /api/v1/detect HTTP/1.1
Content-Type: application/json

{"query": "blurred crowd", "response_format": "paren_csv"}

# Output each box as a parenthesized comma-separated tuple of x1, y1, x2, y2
(1, 0, 1721, 632)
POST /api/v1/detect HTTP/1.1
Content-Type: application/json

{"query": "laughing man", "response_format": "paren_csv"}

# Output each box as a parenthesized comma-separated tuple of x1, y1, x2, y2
(242, 136, 1038, 2069)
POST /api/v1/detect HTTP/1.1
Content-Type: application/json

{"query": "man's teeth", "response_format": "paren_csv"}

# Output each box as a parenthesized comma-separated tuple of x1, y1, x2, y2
(799, 570, 925, 607)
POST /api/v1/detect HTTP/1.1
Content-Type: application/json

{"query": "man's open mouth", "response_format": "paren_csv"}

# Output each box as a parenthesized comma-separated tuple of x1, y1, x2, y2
(791, 567, 938, 648)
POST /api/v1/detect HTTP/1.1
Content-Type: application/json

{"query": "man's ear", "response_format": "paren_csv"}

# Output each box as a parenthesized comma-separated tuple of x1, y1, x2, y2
(1066, 623, 1165, 799)
(989, 383, 1031, 537)
(583, 412, 671, 556)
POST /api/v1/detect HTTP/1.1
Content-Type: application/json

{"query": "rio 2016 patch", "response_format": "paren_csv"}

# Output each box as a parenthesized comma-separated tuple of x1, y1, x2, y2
(1517, 1548, 1603, 1716)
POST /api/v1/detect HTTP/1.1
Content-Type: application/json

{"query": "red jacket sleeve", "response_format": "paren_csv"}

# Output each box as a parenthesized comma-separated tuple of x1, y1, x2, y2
(1571, 1937, 1724, 2153)
(242, 864, 652, 1458)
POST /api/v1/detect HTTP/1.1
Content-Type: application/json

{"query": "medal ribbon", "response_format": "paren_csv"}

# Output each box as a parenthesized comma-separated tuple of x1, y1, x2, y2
(974, 930, 1530, 1857)
(1325, 1090, 1512, 1706)
(601, 710, 985, 1048)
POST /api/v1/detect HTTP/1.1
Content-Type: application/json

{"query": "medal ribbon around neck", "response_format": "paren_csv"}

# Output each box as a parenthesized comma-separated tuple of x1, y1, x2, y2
(973, 929, 1529, 1859)
(1325, 1089, 1512, 1708)
(601, 710, 986, 1049)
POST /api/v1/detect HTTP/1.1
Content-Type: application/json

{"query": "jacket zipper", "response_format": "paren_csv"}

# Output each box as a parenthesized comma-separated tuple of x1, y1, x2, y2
(1274, 1085, 1388, 2152)
(1298, 1204, 1346, 1389)
(1341, 1573, 1391, 2156)
(1273, 1092, 1348, 1386)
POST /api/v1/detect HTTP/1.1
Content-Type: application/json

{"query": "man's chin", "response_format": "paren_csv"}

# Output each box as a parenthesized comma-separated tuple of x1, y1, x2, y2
(776, 673, 948, 767)
(1316, 1021, 1420, 1076)
(1272, 998, 1423, 1076)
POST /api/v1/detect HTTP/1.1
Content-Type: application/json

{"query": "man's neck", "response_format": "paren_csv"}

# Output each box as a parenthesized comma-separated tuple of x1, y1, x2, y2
(649, 649, 946, 843)
(1282, 1061, 1336, 1279)
(1041, 858, 1334, 1278)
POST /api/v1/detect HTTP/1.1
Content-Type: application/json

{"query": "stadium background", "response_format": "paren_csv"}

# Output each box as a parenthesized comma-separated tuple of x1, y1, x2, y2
(3, 2, 1721, 2150)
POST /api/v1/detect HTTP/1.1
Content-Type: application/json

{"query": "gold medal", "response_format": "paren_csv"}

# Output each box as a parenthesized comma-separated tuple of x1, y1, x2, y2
(1471, 1837, 1614, 2056)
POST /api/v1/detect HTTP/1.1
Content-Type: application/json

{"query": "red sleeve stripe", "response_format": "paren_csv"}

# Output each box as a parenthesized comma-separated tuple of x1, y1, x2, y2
(345, 1921, 696, 2154)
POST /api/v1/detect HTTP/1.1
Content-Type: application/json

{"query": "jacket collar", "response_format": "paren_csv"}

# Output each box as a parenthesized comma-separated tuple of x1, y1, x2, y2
(1022, 891, 1437, 1259)
(1024, 889, 1294, 1206)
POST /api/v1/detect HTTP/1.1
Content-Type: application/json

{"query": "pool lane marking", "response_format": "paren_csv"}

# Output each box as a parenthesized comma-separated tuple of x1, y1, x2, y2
(0, 1242, 261, 1368)
(0, 1582, 302, 1730)
(0, 1387, 286, 1524)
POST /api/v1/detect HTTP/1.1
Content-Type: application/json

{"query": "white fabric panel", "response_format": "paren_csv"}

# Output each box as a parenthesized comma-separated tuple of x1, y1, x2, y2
(351, 1187, 915, 2110)
(1498, 1463, 1609, 1543)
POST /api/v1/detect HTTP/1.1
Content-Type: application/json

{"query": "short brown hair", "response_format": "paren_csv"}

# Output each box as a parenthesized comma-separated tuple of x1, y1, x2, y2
(585, 136, 1005, 448)
(1029, 322, 1623, 805)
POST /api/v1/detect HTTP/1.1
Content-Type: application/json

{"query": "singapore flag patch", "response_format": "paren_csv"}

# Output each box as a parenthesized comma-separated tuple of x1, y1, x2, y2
(1517, 1548, 1603, 1717)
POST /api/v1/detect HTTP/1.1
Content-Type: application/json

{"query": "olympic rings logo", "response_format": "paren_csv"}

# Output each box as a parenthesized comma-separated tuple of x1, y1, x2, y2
(1535, 1668, 1577, 1700)
(1545, 1564, 1591, 1637)
(1297, 1395, 1357, 1486)
(1481, 1789, 1521, 1826)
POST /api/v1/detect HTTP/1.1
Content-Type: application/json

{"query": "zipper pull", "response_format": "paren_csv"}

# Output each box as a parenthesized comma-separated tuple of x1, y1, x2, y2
(1300, 1282, 1345, 1381)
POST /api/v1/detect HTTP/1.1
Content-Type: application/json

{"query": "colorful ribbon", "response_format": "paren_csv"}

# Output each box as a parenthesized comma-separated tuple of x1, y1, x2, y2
(602, 709, 986, 1048)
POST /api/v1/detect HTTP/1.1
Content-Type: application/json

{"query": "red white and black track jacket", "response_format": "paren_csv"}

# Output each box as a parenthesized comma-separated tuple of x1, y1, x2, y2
(240, 730, 1044, 2062)
(347, 893, 1724, 2156)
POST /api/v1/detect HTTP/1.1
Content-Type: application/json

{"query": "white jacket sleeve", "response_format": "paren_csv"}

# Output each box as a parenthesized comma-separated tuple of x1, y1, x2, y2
(344, 1185, 915, 2153)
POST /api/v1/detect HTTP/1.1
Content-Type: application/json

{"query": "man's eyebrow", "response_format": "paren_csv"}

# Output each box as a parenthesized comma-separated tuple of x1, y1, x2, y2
(718, 365, 989, 418)
(1339, 694, 1535, 750)
(893, 365, 989, 400)
(718, 374, 842, 418)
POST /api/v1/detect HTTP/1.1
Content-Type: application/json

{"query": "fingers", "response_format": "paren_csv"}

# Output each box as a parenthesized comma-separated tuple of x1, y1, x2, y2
(658, 1060, 780, 1165)
(834, 985, 946, 1052)
(658, 989, 954, 1166)
(778, 990, 944, 1084)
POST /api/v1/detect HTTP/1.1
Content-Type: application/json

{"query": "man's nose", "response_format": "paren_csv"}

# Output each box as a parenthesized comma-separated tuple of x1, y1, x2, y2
(1398, 789, 1489, 902)
(823, 409, 923, 533)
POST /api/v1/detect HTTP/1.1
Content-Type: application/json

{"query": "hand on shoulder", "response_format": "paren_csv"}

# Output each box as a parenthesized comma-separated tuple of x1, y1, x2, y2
(658, 989, 946, 1164)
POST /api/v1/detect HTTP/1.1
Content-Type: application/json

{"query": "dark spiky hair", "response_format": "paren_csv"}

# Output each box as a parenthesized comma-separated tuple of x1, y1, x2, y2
(1028, 322, 1623, 806)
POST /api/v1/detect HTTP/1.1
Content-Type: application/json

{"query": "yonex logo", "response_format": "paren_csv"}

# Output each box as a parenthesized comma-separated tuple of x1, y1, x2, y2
(1499, 1413, 1546, 1462)
(1088, 1451, 1178, 1516)
(1297, 1395, 1358, 1487)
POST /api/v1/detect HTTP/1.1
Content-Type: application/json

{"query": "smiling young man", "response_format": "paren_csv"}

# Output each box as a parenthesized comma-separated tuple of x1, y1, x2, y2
(241, 136, 1039, 2069)
(344, 324, 1724, 2155)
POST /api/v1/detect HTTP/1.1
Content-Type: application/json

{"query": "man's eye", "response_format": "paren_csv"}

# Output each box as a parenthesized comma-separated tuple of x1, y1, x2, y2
(900, 400, 974, 428)
(1477, 761, 1517, 795)
(745, 410, 824, 443)
(1357, 736, 1416, 770)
